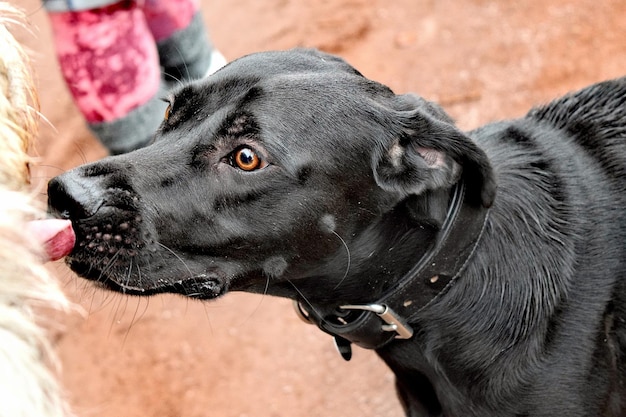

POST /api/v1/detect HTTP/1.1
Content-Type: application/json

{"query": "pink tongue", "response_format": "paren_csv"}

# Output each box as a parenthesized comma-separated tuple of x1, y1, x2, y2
(27, 219, 76, 261)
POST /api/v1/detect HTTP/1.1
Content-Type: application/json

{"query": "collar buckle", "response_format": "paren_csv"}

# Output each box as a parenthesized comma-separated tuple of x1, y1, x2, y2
(340, 304, 414, 340)
(293, 300, 414, 340)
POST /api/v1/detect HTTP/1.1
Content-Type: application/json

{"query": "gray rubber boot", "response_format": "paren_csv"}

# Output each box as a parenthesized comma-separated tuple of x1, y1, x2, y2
(87, 85, 168, 155)
(157, 12, 221, 87)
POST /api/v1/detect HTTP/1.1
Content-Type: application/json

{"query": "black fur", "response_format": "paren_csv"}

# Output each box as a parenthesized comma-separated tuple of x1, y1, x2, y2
(47, 48, 626, 416)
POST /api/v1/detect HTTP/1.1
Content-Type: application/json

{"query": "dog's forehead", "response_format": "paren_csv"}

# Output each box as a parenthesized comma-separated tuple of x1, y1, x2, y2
(201, 48, 388, 109)
(220, 48, 364, 79)
(214, 50, 393, 126)
(170, 49, 373, 125)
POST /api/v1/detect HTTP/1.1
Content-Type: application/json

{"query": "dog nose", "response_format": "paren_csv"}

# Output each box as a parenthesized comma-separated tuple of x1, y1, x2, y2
(48, 173, 104, 220)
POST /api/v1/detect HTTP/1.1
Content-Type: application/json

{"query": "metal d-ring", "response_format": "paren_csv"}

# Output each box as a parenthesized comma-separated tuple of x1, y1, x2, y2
(293, 300, 314, 324)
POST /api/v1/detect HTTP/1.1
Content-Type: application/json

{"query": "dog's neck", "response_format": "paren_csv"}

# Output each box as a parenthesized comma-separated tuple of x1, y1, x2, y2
(294, 180, 490, 359)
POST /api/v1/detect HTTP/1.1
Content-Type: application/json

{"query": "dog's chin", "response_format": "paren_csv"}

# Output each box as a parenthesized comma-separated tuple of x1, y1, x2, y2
(67, 259, 229, 300)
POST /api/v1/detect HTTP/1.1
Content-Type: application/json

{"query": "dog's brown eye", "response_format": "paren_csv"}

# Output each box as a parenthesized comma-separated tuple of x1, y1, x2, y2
(233, 147, 262, 171)
(164, 104, 171, 121)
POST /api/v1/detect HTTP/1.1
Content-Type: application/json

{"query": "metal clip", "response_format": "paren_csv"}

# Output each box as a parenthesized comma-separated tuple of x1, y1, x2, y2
(339, 304, 414, 339)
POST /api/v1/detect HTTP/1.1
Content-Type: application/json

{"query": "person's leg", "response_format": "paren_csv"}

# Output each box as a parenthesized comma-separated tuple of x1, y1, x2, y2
(139, 0, 226, 86)
(46, 1, 167, 154)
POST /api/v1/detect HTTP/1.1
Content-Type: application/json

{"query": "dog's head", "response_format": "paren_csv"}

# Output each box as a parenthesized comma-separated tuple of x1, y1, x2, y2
(48, 48, 495, 303)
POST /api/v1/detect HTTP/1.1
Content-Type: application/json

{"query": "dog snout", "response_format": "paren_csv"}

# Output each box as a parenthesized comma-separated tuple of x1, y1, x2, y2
(47, 173, 105, 220)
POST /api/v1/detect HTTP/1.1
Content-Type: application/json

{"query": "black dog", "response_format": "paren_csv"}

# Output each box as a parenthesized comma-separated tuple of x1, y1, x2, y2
(48, 48, 626, 416)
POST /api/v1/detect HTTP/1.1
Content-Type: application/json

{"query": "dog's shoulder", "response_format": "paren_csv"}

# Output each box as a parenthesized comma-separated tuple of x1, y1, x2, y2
(526, 77, 626, 183)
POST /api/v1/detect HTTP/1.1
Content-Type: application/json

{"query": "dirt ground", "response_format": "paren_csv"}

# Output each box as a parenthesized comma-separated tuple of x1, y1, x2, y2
(11, 0, 626, 416)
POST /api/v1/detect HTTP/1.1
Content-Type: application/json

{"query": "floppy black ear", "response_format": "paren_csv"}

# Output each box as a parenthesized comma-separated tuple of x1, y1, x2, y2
(373, 93, 496, 208)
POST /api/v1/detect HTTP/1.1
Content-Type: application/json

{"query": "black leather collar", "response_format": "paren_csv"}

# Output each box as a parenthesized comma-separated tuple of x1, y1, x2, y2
(294, 180, 490, 360)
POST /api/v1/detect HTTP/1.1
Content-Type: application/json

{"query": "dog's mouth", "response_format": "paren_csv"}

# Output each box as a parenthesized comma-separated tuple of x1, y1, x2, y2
(54, 208, 233, 300)
(68, 257, 229, 299)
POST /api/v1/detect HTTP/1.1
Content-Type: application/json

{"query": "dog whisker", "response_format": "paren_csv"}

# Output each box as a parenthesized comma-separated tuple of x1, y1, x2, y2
(263, 274, 270, 297)
(199, 302, 214, 336)
(122, 294, 150, 347)
(331, 230, 351, 290)
(31, 164, 67, 176)
(119, 256, 134, 295)
(71, 140, 89, 165)
(356, 206, 377, 216)
(239, 274, 271, 328)
(109, 289, 128, 337)
(286, 278, 311, 309)
(131, 257, 142, 290)
(92, 280, 117, 312)
(286, 278, 335, 327)
(161, 43, 187, 89)
(156, 241, 194, 279)
(164, 71, 185, 89)
(97, 250, 121, 283)
(111, 260, 135, 322)
(82, 252, 123, 314)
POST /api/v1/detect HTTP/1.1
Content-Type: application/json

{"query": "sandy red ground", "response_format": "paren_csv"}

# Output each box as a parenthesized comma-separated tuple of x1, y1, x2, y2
(13, 0, 626, 416)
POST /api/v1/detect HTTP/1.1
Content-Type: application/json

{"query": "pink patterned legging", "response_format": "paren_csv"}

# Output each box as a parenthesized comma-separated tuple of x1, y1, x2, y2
(48, 0, 198, 123)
